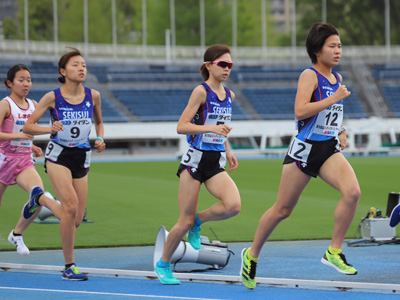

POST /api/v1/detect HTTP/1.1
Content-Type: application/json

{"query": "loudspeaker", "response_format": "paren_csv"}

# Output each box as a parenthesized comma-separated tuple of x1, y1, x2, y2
(386, 192, 400, 217)
(153, 226, 229, 269)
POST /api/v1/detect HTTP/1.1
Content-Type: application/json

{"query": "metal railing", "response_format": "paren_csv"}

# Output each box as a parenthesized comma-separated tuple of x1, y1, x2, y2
(1, 40, 400, 64)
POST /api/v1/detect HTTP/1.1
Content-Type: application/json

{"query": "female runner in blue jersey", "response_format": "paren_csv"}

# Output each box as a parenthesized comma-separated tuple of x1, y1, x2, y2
(240, 23, 361, 289)
(22, 48, 106, 281)
(155, 44, 241, 285)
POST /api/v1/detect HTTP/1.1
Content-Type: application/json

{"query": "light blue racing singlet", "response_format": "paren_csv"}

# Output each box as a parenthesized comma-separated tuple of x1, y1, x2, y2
(186, 82, 233, 151)
(296, 68, 344, 142)
(50, 87, 93, 148)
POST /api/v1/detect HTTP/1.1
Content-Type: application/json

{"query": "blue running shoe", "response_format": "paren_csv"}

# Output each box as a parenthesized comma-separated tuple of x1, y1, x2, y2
(188, 224, 201, 250)
(23, 186, 43, 219)
(155, 264, 180, 285)
(390, 204, 400, 227)
(62, 264, 88, 281)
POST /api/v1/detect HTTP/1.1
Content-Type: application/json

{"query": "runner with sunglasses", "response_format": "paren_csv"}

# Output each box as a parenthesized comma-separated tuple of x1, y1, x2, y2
(155, 44, 241, 285)
(240, 23, 361, 289)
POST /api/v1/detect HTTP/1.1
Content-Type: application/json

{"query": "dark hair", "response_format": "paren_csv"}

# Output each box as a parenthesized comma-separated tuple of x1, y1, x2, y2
(200, 44, 231, 81)
(58, 47, 83, 83)
(306, 23, 340, 64)
(4, 64, 31, 88)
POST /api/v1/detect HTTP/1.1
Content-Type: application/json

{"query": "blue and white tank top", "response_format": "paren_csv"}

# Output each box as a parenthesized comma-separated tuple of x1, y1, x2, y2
(50, 87, 93, 148)
(296, 68, 344, 142)
(187, 82, 232, 151)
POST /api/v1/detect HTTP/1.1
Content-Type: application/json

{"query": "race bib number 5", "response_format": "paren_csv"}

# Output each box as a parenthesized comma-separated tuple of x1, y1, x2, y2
(180, 148, 202, 168)
(287, 138, 312, 163)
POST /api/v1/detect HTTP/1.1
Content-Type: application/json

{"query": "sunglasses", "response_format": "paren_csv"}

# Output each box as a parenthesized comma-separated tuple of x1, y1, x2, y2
(208, 60, 234, 69)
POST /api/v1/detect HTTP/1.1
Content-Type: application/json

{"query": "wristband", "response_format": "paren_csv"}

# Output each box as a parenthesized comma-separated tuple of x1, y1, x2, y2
(95, 137, 104, 142)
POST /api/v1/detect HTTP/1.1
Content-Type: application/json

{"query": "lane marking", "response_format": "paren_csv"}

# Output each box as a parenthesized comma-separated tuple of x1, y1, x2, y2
(1, 263, 400, 292)
(0, 286, 226, 300)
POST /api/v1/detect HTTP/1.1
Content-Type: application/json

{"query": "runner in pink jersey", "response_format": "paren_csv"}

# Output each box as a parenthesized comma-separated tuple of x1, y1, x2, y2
(0, 64, 62, 255)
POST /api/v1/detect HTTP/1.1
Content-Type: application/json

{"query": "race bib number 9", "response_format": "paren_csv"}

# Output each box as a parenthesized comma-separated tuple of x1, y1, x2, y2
(57, 118, 92, 147)
(45, 141, 63, 162)
(287, 138, 312, 163)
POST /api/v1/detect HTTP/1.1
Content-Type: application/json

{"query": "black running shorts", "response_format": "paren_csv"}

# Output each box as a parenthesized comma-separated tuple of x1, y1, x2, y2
(283, 137, 340, 178)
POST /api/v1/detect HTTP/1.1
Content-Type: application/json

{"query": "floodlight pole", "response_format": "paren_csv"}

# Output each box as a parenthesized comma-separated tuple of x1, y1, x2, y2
(321, 0, 326, 23)
(232, 0, 237, 57)
(111, 0, 117, 59)
(385, 0, 391, 63)
(142, 0, 147, 60)
(53, 0, 58, 57)
(170, 0, 176, 60)
(84, 0, 89, 57)
(24, 0, 29, 57)
(261, 0, 267, 60)
(291, 0, 296, 63)
(200, 0, 205, 53)
(166, 29, 171, 64)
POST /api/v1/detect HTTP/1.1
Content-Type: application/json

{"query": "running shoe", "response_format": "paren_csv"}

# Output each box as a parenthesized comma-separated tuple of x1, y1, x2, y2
(62, 264, 88, 281)
(8, 231, 29, 255)
(240, 248, 257, 289)
(389, 204, 400, 227)
(188, 224, 201, 250)
(155, 264, 181, 285)
(23, 186, 43, 219)
(321, 250, 357, 275)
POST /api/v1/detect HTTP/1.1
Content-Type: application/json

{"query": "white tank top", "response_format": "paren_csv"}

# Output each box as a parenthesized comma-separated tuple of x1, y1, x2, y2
(0, 96, 35, 153)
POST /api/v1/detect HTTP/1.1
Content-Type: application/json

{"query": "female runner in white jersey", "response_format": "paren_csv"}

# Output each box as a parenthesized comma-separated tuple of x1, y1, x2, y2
(240, 23, 361, 290)
(23, 48, 106, 281)
(0, 64, 62, 255)
(155, 44, 241, 285)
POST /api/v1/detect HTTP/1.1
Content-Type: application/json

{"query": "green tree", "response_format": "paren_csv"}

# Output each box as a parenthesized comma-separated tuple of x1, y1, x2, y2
(57, 0, 84, 43)
(175, 0, 200, 46)
(8, 0, 400, 47)
(204, 0, 232, 46)
(296, 0, 400, 46)
(27, 0, 54, 40)
(3, 0, 54, 41)
(145, 0, 170, 45)
(115, 0, 142, 44)
(2, 17, 20, 40)
(237, 0, 262, 46)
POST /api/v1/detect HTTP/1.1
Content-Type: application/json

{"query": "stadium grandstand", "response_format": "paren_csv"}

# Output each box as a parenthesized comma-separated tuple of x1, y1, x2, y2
(0, 42, 400, 158)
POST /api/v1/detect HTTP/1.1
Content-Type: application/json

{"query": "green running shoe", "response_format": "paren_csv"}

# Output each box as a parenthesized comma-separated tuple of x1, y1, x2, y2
(188, 224, 201, 250)
(240, 248, 257, 289)
(321, 250, 357, 275)
(155, 264, 181, 285)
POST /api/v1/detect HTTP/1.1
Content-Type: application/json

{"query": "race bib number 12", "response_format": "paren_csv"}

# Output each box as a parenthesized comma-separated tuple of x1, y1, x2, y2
(287, 138, 312, 163)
